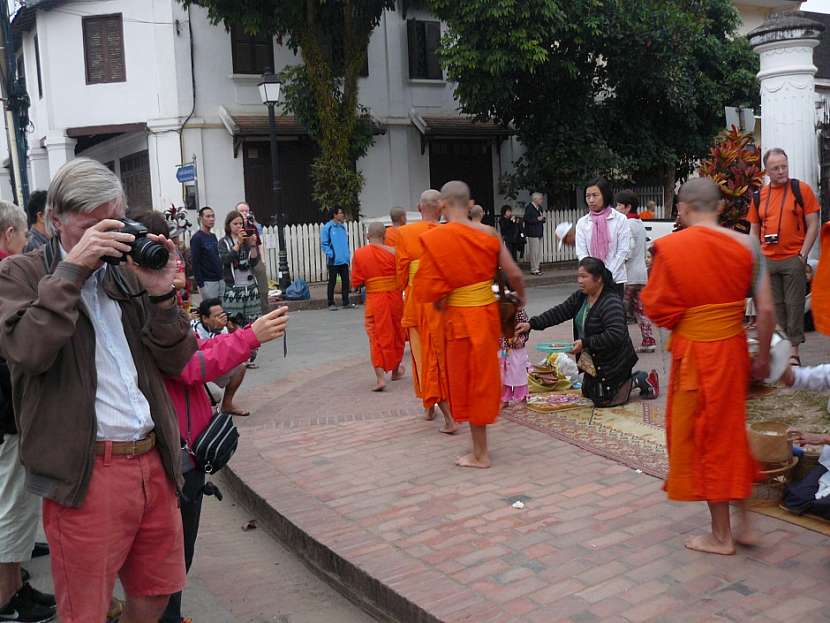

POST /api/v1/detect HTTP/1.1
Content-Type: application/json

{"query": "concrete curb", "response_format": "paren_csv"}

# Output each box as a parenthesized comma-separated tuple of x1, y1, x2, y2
(220, 465, 436, 623)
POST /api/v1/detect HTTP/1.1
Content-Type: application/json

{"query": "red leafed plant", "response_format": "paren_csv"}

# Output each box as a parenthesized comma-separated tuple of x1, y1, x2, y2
(698, 126, 765, 233)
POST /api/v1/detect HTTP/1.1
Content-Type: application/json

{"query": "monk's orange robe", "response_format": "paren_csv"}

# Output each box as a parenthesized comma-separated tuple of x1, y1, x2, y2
(396, 221, 448, 408)
(810, 222, 830, 334)
(351, 245, 405, 372)
(385, 226, 402, 248)
(415, 222, 501, 426)
(641, 227, 757, 502)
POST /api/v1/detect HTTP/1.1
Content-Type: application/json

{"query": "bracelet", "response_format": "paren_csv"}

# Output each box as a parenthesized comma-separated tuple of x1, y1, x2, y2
(148, 287, 177, 304)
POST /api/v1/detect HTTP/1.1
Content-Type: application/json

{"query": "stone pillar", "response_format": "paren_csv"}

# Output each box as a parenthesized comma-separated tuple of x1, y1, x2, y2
(27, 146, 50, 192)
(44, 132, 77, 178)
(749, 12, 825, 193)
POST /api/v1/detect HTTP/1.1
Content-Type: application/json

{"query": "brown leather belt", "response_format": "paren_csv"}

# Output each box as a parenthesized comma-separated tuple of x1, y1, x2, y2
(95, 432, 156, 457)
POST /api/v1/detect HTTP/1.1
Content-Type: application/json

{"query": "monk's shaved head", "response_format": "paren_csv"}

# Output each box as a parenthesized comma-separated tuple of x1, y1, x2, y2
(470, 204, 484, 222)
(440, 180, 471, 209)
(678, 178, 722, 213)
(367, 221, 386, 241)
(419, 189, 441, 219)
(390, 206, 406, 226)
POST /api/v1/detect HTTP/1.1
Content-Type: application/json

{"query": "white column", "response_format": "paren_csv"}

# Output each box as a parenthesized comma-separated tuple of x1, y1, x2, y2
(147, 118, 186, 212)
(749, 14, 824, 192)
(44, 132, 77, 178)
(27, 146, 50, 191)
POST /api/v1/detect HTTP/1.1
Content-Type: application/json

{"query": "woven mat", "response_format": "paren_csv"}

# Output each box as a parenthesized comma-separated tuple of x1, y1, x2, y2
(506, 394, 830, 535)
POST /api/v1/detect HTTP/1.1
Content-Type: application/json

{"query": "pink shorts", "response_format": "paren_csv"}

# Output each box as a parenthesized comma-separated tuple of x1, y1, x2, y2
(43, 448, 185, 623)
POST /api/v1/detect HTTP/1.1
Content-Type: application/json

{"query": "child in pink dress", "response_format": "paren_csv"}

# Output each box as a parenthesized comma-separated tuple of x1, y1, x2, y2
(500, 307, 531, 407)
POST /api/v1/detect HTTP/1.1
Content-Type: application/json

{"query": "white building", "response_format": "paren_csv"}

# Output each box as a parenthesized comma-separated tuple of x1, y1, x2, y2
(5, 0, 520, 226)
(0, 0, 821, 224)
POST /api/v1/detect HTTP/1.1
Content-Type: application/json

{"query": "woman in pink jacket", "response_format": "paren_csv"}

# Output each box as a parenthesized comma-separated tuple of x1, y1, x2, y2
(160, 306, 288, 623)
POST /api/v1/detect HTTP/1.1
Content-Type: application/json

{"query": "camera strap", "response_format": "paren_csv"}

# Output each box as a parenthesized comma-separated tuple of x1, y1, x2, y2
(761, 183, 788, 242)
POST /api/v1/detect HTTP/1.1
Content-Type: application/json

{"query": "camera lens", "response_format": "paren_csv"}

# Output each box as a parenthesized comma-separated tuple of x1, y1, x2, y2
(131, 238, 169, 270)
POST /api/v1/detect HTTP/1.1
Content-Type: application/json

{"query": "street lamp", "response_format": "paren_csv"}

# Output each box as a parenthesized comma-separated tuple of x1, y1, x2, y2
(258, 69, 291, 292)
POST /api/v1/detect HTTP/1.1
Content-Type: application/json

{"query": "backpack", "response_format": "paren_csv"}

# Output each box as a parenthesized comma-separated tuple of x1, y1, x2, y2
(752, 178, 805, 227)
(284, 277, 311, 300)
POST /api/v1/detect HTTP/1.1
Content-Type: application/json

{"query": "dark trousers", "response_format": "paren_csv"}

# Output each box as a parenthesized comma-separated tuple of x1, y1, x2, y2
(160, 469, 206, 623)
(327, 263, 351, 306)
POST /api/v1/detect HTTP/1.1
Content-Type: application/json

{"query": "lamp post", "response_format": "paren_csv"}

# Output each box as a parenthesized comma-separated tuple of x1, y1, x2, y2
(258, 69, 291, 291)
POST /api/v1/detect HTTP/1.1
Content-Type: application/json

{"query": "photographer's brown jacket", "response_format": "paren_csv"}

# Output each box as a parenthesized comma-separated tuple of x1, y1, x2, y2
(0, 238, 197, 507)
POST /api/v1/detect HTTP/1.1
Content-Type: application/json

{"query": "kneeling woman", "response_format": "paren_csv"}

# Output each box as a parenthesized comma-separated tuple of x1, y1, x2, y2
(516, 257, 658, 406)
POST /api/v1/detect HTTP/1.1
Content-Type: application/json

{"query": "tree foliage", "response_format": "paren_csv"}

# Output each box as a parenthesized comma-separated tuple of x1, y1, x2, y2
(184, 0, 395, 216)
(429, 0, 759, 198)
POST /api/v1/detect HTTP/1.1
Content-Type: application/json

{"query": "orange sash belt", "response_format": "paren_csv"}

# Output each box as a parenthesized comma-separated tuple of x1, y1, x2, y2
(365, 276, 397, 293)
(447, 280, 495, 307)
(408, 260, 421, 287)
(674, 300, 745, 342)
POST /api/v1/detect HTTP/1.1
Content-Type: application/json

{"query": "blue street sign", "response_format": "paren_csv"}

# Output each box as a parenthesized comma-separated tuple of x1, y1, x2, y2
(176, 163, 197, 183)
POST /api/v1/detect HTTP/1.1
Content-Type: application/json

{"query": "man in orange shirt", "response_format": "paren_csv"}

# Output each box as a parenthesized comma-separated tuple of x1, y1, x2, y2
(396, 191, 455, 433)
(416, 181, 525, 468)
(351, 222, 405, 391)
(385, 207, 407, 248)
(747, 148, 819, 365)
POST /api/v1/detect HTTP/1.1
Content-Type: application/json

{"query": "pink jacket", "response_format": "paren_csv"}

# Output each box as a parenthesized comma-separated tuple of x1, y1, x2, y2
(164, 326, 260, 442)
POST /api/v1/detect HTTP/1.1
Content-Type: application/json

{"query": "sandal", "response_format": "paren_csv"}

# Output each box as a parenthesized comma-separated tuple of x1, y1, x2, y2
(789, 355, 802, 367)
(225, 408, 251, 417)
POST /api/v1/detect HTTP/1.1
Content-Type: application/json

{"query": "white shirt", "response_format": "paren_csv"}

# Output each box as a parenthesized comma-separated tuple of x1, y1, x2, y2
(68, 252, 154, 441)
(793, 364, 830, 392)
(575, 208, 631, 283)
(624, 218, 648, 285)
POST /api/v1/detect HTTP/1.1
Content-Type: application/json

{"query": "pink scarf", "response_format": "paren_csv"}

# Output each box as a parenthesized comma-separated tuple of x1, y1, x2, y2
(589, 206, 612, 261)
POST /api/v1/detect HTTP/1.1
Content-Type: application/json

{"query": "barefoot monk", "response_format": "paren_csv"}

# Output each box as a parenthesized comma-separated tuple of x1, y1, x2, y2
(396, 190, 456, 433)
(642, 178, 775, 554)
(351, 222, 405, 391)
(415, 181, 525, 467)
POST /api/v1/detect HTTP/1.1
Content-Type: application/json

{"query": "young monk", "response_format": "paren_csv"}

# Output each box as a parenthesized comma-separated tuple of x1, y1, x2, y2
(641, 178, 775, 555)
(351, 222, 406, 391)
(385, 206, 407, 247)
(416, 181, 526, 467)
(396, 190, 456, 433)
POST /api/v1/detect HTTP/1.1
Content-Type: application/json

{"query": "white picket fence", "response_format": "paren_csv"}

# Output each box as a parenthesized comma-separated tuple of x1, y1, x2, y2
(185, 205, 668, 284)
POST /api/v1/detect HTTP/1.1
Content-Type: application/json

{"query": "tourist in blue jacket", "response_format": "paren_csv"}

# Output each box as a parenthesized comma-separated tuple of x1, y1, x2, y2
(320, 206, 354, 309)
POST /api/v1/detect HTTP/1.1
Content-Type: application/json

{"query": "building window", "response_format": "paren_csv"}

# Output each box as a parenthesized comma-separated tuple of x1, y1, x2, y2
(406, 19, 441, 80)
(231, 23, 274, 75)
(34, 35, 43, 98)
(82, 14, 126, 84)
(119, 150, 151, 213)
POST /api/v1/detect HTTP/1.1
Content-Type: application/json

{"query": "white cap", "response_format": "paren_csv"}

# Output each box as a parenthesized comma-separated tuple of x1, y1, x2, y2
(555, 221, 574, 251)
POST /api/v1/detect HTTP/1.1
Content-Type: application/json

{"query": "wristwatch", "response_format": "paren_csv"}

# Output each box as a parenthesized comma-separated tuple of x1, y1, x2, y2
(148, 287, 177, 304)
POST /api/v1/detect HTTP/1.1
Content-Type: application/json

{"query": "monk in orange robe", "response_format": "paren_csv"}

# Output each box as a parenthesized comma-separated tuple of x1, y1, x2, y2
(385, 206, 407, 248)
(396, 190, 456, 433)
(351, 222, 406, 391)
(415, 181, 525, 467)
(641, 178, 775, 555)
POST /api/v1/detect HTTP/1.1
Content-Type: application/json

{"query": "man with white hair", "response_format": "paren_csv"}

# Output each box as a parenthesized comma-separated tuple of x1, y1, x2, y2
(0, 158, 197, 623)
(0, 200, 57, 623)
(523, 192, 546, 275)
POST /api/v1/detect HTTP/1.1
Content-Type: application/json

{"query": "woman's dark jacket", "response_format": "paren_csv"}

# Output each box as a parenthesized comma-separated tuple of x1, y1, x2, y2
(499, 217, 519, 247)
(529, 288, 637, 404)
(219, 236, 260, 287)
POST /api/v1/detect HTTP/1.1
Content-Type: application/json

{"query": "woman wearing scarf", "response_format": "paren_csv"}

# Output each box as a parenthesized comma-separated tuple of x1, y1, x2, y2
(575, 177, 631, 298)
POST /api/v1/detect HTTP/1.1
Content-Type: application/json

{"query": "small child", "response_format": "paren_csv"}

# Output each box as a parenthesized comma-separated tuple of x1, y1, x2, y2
(500, 308, 531, 407)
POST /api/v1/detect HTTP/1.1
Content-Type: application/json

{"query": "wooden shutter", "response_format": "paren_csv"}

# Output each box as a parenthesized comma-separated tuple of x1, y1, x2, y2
(231, 23, 273, 75)
(34, 35, 43, 97)
(83, 14, 125, 84)
(424, 21, 441, 80)
(406, 19, 419, 79)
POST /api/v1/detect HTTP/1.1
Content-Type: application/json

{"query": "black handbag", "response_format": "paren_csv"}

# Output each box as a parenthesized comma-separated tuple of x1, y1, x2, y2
(185, 388, 239, 474)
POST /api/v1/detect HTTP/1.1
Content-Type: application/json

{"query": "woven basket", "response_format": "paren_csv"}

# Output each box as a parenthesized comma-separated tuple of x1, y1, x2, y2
(747, 422, 792, 466)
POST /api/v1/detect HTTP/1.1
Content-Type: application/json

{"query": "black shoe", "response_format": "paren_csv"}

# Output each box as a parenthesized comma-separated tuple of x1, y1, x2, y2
(30, 543, 48, 559)
(0, 588, 55, 622)
(19, 570, 29, 584)
(16, 584, 55, 611)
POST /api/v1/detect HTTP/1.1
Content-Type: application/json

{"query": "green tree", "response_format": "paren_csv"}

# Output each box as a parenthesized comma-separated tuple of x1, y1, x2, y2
(184, 0, 395, 216)
(429, 0, 758, 202)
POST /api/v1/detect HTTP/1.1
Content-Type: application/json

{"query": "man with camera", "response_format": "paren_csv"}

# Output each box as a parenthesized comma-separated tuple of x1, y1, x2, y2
(748, 148, 820, 366)
(0, 158, 197, 623)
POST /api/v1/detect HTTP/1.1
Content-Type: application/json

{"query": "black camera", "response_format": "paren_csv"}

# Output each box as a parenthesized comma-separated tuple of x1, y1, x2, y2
(763, 233, 779, 246)
(244, 215, 257, 239)
(102, 218, 169, 270)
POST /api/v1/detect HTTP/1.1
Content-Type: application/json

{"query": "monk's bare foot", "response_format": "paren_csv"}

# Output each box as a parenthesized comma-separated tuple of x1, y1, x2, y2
(455, 453, 491, 469)
(501, 401, 510, 409)
(439, 422, 459, 435)
(684, 534, 735, 555)
(391, 365, 405, 380)
(735, 526, 760, 547)
(424, 407, 436, 421)
(372, 383, 385, 392)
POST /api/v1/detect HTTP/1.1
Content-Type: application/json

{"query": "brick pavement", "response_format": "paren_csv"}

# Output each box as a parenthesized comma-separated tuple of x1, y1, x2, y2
(226, 322, 830, 623)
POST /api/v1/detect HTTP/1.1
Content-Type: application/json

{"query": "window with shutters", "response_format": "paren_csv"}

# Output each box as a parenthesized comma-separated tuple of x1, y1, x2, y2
(119, 150, 151, 213)
(231, 23, 274, 75)
(83, 14, 126, 84)
(34, 35, 43, 98)
(406, 19, 442, 80)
